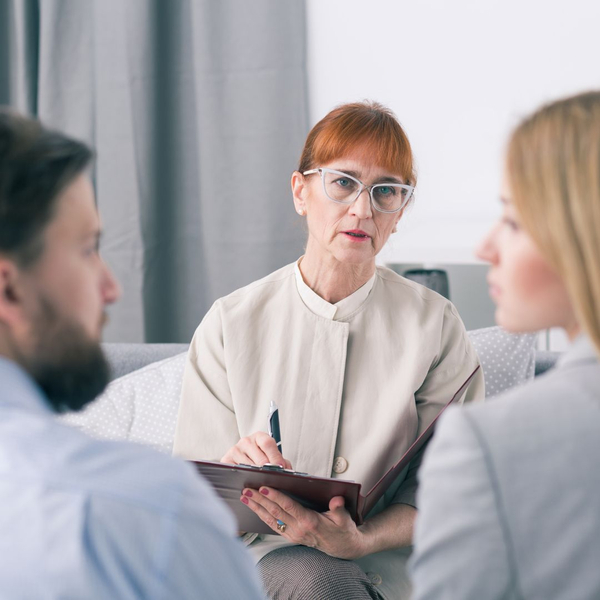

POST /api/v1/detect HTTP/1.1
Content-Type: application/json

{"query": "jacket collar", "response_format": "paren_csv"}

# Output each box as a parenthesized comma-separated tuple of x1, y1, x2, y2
(293, 258, 376, 321)
(557, 334, 599, 369)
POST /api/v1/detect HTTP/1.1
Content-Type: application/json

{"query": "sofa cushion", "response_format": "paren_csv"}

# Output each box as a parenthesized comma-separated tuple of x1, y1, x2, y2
(59, 352, 187, 454)
(60, 327, 539, 451)
(467, 326, 537, 398)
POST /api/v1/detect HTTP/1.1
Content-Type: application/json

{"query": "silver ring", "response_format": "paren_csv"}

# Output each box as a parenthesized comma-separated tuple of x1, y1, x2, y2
(276, 519, 287, 533)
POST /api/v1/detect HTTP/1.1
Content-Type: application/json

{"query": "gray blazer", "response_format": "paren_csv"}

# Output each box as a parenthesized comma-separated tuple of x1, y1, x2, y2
(410, 335, 600, 600)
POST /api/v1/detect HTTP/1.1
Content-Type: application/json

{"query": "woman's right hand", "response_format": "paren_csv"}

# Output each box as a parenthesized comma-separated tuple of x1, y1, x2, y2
(221, 431, 292, 470)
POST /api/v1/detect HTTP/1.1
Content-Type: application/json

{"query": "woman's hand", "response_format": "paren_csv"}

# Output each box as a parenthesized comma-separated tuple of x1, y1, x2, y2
(240, 486, 369, 560)
(221, 432, 292, 470)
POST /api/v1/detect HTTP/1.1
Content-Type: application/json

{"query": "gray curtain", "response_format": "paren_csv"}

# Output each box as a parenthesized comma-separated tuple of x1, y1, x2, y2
(0, 0, 309, 342)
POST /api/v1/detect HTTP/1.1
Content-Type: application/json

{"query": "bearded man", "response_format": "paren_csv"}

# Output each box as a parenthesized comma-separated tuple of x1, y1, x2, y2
(0, 109, 264, 599)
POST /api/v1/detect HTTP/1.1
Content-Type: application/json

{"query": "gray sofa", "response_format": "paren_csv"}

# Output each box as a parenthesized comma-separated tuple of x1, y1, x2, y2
(64, 333, 558, 456)
(102, 342, 560, 382)
(103, 343, 189, 380)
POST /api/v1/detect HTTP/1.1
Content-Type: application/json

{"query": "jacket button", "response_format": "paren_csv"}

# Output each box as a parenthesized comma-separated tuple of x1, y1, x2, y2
(333, 456, 348, 474)
(366, 572, 382, 586)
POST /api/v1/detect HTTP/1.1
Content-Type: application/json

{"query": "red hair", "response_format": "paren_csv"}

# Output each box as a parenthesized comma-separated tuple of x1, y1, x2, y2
(298, 101, 416, 186)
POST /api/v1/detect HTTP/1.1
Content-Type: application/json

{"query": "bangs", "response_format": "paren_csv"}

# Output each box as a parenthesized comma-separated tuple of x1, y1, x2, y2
(300, 102, 415, 185)
(313, 130, 413, 184)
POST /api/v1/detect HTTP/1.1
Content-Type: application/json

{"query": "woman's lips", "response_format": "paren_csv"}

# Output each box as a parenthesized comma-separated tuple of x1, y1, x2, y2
(342, 230, 370, 242)
(487, 280, 501, 299)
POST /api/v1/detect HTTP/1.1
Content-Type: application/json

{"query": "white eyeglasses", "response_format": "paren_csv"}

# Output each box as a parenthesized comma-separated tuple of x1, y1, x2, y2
(303, 167, 414, 213)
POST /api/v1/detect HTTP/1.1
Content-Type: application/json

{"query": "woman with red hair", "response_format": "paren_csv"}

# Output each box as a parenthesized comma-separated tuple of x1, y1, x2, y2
(174, 101, 484, 599)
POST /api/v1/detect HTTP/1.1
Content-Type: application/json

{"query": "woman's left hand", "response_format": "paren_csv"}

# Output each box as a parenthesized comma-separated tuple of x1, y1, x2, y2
(240, 486, 368, 560)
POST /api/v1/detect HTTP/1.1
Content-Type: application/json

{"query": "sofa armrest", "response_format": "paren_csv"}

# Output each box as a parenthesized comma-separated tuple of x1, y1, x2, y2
(534, 350, 560, 376)
(102, 343, 189, 380)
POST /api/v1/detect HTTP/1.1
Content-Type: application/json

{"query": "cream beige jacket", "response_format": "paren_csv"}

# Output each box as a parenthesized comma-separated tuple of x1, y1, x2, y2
(174, 262, 484, 600)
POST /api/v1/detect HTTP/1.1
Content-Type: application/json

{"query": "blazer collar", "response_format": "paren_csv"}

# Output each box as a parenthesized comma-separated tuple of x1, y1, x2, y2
(558, 334, 599, 369)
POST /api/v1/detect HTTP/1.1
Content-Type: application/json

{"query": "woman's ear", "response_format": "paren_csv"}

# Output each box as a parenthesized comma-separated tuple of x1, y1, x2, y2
(392, 207, 406, 231)
(291, 171, 307, 216)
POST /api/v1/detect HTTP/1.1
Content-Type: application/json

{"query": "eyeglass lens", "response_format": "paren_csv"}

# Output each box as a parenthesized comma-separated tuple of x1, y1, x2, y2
(322, 170, 410, 212)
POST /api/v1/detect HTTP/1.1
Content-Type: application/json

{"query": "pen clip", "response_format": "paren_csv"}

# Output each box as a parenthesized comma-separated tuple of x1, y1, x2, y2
(268, 400, 282, 452)
(267, 400, 277, 438)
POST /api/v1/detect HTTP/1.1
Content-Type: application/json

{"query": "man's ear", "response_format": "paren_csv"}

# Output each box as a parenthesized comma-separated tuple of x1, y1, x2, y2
(291, 171, 307, 216)
(0, 258, 28, 329)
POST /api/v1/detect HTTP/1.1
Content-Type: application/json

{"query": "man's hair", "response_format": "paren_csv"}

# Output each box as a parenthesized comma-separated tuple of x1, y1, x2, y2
(0, 108, 93, 267)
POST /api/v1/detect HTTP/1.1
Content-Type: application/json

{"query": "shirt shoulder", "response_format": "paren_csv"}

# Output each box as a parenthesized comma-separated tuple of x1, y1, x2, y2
(0, 366, 265, 599)
(23, 416, 226, 520)
(79, 435, 238, 551)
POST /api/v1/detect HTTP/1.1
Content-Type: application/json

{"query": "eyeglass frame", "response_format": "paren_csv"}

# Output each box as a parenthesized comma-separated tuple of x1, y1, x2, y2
(302, 167, 414, 214)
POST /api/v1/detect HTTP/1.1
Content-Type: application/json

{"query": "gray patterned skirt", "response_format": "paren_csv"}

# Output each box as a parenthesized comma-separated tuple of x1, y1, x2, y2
(257, 546, 385, 600)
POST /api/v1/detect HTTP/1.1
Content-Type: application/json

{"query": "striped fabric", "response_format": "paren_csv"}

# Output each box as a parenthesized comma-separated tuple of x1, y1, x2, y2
(258, 546, 384, 600)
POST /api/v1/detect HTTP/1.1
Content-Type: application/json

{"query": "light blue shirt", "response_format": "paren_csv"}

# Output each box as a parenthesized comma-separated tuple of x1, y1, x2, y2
(0, 357, 264, 599)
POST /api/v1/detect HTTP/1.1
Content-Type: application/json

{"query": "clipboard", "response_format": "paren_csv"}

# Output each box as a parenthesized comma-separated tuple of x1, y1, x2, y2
(192, 365, 480, 534)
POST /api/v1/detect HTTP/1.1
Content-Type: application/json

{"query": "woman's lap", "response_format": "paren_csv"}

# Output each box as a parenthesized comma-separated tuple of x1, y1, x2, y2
(257, 546, 384, 600)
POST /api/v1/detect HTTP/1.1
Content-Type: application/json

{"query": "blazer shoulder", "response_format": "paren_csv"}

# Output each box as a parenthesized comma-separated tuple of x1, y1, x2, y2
(458, 360, 600, 452)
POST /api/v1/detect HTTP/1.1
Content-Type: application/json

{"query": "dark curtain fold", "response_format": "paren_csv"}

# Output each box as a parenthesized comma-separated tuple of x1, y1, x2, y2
(0, 0, 309, 342)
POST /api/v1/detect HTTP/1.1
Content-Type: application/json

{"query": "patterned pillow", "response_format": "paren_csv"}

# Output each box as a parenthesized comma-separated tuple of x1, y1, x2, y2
(59, 352, 186, 454)
(467, 326, 538, 398)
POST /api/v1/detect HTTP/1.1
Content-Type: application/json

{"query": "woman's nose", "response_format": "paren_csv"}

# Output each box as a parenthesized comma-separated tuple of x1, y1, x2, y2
(350, 188, 373, 219)
(476, 224, 500, 264)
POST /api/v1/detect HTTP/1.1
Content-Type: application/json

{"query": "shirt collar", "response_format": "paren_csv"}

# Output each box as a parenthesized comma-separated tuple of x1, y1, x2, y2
(294, 258, 376, 321)
(0, 356, 52, 415)
(557, 333, 599, 369)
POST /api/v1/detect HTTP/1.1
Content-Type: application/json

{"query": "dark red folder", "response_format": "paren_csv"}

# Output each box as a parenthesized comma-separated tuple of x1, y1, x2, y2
(193, 366, 480, 535)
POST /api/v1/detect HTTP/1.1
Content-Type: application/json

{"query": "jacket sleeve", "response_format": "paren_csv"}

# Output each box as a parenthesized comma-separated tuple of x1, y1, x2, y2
(391, 302, 485, 507)
(172, 301, 240, 460)
(409, 407, 514, 600)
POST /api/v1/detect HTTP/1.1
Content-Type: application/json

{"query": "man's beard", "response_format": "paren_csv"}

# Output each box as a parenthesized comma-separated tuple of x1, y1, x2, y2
(26, 296, 111, 413)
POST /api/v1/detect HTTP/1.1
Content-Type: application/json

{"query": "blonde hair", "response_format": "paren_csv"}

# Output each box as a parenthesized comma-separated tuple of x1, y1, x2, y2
(506, 91, 600, 356)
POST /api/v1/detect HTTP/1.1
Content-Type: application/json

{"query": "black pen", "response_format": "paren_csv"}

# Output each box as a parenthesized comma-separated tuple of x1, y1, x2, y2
(268, 400, 282, 455)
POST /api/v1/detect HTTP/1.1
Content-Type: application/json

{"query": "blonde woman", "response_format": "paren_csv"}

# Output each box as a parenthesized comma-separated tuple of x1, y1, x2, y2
(410, 91, 600, 599)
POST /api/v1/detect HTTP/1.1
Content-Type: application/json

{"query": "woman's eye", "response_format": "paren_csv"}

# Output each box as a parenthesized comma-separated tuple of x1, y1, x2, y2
(501, 217, 520, 231)
(335, 177, 353, 188)
(376, 186, 397, 197)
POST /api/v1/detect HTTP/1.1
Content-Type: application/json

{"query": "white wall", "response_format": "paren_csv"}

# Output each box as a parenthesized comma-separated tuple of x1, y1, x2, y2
(306, 0, 600, 265)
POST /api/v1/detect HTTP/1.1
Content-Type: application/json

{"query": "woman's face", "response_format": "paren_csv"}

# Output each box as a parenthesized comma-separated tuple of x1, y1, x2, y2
(292, 149, 405, 268)
(477, 174, 578, 336)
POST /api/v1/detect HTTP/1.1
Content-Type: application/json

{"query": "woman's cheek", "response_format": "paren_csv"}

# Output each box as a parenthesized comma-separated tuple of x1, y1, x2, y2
(506, 238, 569, 329)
